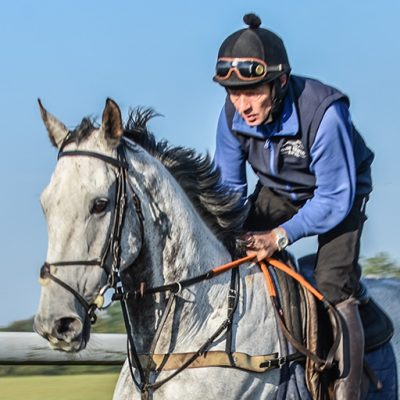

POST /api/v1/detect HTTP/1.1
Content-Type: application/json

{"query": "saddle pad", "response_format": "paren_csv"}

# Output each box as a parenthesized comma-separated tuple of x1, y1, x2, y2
(359, 296, 394, 352)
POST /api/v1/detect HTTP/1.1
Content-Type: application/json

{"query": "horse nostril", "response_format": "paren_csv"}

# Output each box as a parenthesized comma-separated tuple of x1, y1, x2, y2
(54, 317, 81, 339)
(57, 318, 75, 334)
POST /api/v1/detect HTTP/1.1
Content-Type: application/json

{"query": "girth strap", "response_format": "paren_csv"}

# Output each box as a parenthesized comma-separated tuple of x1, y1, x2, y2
(137, 350, 304, 373)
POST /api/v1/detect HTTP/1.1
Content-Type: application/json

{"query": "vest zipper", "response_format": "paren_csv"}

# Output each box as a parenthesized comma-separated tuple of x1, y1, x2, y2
(264, 139, 276, 177)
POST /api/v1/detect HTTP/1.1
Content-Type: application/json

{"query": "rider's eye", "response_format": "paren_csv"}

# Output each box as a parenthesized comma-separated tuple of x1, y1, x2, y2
(90, 198, 109, 214)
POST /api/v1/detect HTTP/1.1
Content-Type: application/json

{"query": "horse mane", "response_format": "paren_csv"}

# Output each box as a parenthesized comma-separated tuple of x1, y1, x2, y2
(123, 108, 248, 253)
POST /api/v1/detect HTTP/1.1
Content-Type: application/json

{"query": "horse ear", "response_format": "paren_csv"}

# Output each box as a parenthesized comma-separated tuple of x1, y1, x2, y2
(101, 98, 123, 147)
(38, 99, 69, 149)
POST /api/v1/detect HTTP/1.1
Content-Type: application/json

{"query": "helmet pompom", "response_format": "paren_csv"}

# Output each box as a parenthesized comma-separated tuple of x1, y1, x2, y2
(243, 13, 261, 29)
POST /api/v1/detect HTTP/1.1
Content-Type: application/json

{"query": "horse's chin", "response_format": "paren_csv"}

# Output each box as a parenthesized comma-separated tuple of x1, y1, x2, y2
(48, 337, 87, 352)
(48, 329, 90, 353)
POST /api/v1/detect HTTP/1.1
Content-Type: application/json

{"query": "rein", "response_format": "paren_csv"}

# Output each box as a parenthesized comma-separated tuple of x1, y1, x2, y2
(40, 141, 341, 397)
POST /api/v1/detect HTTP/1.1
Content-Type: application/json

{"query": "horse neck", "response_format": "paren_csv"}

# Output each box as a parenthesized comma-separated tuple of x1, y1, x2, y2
(123, 148, 233, 352)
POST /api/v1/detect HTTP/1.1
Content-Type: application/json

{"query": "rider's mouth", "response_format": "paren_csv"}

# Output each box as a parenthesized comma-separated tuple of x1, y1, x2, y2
(245, 114, 258, 123)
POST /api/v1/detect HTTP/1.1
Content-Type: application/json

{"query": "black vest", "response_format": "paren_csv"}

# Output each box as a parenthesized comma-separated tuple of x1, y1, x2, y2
(225, 75, 374, 202)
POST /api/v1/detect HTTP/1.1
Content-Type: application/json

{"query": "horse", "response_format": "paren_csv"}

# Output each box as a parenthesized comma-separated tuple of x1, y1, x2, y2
(33, 99, 396, 399)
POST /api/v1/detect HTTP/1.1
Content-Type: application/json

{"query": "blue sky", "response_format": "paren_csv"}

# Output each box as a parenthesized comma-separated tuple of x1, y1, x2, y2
(0, 0, 399, 326)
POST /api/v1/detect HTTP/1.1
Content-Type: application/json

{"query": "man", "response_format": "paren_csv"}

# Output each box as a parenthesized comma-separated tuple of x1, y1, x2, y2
(213, 13, 374, 399)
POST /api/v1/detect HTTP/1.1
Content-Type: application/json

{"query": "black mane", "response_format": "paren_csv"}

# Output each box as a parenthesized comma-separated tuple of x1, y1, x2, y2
(123, 108, 248, 253)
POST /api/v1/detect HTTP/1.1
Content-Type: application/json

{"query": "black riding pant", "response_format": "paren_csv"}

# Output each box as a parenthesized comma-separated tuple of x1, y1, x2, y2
(244, 184, 368, 304)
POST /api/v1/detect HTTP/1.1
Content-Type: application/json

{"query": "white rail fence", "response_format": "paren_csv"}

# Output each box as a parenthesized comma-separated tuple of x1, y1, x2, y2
(0, 332, 126, 365)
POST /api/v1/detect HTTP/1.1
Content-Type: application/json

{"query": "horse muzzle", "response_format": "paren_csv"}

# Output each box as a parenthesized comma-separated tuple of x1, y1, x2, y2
(33, 314, 90, 352)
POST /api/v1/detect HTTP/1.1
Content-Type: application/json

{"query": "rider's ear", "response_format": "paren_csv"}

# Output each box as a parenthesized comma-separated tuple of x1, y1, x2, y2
(38, 99, 69, 149)
(101, 98, 124, 148)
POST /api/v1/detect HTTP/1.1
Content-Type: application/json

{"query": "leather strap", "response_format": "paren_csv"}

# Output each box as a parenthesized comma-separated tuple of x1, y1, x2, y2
(58, 150, 129, 169)
(137, 350, 303, 372)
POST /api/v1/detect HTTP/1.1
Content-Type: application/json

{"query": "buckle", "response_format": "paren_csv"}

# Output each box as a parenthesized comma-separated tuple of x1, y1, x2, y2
(260, 356, 287, 369)
(260, 360, 273, 369)
(278, 356, 287, 367)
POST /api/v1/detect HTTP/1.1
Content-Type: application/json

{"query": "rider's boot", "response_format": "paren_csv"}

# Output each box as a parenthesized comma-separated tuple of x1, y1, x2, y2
(332, 297, 365, 400)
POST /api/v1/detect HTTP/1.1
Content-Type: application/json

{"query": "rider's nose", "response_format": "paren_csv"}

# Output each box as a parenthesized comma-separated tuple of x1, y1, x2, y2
(237, 96, 251, 113)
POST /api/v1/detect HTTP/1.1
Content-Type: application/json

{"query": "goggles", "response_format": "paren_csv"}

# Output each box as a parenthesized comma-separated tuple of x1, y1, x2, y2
(214, 57, 283, 81)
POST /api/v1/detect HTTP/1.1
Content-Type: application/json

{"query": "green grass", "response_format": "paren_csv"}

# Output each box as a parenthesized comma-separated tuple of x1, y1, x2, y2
(0, 373, 120, 400)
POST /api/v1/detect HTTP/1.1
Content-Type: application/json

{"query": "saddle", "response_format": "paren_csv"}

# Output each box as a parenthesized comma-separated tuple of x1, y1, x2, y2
(296, 253, 394, 352)
(271, 253, 394, 400)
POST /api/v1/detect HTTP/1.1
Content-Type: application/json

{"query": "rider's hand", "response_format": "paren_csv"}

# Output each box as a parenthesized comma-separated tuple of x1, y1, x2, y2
(242, 230, 279, 262)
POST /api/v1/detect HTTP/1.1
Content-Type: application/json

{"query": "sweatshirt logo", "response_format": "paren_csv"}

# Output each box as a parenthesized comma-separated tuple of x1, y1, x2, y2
(280, 139, 306, 159)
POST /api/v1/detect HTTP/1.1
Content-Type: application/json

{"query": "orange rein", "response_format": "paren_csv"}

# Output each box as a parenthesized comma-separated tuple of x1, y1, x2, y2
(211, 254, 255, 276)
(265, 257, 324, 302)
(211, 255, 325, 302)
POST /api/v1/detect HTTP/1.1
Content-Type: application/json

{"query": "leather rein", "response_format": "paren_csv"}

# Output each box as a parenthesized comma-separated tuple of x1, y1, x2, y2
(40, 139, 341, 397)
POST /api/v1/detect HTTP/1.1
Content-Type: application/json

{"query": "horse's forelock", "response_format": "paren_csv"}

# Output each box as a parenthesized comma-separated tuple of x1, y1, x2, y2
(67, 117, 97, 145)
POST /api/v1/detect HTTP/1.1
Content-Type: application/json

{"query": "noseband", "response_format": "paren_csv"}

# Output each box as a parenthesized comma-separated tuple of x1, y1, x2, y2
(40, 140, 144, 324)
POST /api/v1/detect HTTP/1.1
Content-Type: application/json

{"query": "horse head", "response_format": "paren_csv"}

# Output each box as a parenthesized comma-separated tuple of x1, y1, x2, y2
(34, 99, 143, 351)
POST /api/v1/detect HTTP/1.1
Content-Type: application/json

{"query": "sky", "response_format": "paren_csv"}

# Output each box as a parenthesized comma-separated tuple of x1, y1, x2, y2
(0, 0, 399, 327)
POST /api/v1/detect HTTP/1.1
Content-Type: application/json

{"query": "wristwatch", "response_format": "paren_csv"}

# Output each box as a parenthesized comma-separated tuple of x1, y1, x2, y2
(273, 228, 289, 251)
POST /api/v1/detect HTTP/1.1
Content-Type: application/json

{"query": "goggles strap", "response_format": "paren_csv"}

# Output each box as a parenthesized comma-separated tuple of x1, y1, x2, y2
(268, 76, 290, 123)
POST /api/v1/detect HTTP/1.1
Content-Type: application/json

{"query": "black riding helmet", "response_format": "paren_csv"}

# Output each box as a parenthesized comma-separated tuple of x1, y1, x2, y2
(213, 13, 291, 88)
(213, 14, 291, 122)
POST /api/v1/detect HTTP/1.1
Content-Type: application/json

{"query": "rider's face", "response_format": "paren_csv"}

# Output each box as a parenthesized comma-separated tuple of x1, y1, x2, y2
(228, 83, 272, 126)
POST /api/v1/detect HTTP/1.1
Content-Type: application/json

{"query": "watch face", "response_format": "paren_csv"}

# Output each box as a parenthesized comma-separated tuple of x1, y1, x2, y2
(274, 228, 288, 251)
(277, 236, 288, 250)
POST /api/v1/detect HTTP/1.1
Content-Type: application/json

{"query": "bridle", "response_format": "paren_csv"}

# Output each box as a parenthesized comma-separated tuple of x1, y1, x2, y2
(40, 138, 144, 324)
(38, 138, 246, 395)
(38, 139, 241, 395)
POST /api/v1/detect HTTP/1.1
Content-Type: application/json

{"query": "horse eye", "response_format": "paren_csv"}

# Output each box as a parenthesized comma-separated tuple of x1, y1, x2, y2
(90, 198, 109, 214)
